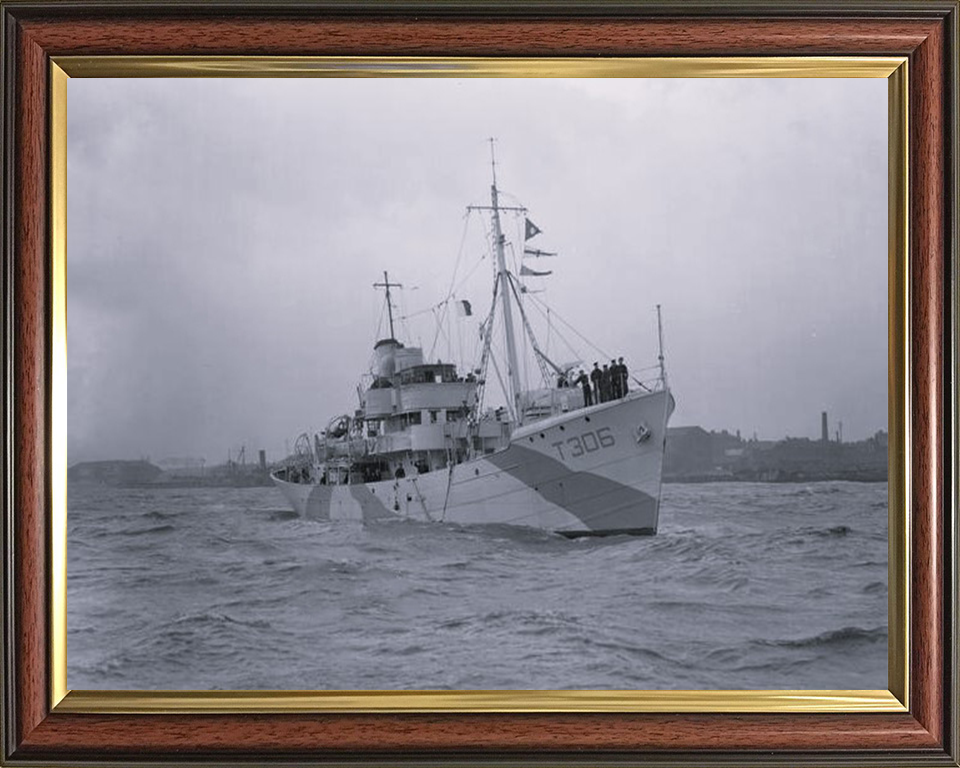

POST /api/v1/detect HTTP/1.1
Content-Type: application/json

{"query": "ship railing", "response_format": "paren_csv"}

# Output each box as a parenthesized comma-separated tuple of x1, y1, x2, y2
(631, 363, 668, 393)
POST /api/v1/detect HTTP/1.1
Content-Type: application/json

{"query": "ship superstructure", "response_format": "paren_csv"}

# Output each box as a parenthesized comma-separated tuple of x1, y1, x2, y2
(273, 148, 674, 536)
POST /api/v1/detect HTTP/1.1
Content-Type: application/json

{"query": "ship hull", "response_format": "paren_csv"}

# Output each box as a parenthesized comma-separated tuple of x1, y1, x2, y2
(272, 388, 673, 536)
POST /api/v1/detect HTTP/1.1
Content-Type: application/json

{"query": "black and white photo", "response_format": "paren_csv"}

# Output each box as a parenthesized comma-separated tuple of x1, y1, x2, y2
(67, 76, 888, 691)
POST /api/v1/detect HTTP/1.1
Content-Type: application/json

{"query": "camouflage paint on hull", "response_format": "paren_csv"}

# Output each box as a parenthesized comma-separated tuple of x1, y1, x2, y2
(272, 387, 672, 536)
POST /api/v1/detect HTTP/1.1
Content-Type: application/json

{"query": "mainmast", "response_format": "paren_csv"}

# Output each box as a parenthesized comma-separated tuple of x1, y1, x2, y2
(488, 139, 523, 423)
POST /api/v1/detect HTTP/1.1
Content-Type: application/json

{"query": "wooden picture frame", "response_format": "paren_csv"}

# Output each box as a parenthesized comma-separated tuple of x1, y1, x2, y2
(1, 2, 957, 765)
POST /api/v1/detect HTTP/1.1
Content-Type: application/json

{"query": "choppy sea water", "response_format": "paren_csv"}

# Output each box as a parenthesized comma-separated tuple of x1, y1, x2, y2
(67, 481, 887, 690)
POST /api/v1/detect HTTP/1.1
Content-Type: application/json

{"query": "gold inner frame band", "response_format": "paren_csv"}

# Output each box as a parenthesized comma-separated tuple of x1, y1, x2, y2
(49, 55, 910, 714)
(55, 55, 901, 78)
(50, 61, 69, 710)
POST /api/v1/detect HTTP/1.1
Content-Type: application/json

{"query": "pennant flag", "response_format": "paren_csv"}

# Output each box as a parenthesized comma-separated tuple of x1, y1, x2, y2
(520, 265, 553, 277)
(523, 247, 557, 258)
(455, 299, 473, 317)
(524, 218, 542, 241)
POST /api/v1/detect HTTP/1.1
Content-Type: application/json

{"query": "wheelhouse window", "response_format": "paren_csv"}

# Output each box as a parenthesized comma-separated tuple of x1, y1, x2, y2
(398, 364, 458, 385)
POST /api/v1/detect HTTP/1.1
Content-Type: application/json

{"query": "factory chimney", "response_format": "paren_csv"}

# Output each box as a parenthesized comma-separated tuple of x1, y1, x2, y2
(821, 411, 828, 443)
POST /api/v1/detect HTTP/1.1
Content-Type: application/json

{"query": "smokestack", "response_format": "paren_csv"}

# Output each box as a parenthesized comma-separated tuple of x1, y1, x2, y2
(821, 411, 828, 443)
(259, 449, 267, 471)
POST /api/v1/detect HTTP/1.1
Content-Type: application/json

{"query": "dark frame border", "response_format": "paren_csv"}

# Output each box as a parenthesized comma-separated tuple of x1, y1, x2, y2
(1, 2, 957, 765)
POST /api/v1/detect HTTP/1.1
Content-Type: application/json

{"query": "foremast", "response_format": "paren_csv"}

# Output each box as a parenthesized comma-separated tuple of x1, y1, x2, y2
(487, 142, 524, 425)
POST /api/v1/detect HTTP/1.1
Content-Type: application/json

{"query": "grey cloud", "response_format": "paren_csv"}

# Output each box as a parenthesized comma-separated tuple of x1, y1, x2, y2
(67, 77, 887, 463)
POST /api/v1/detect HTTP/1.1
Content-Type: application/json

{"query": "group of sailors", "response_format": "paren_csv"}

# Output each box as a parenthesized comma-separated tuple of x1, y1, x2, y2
(569, 358, 630, 407)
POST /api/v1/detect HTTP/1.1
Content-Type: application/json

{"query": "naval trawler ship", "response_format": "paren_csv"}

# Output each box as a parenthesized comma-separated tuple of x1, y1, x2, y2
(272, 154, 675, 536)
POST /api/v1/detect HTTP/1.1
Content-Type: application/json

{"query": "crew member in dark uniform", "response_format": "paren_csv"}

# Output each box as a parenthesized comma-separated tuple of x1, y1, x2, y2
(609, 359, 621, 399)
(590, 363, 603, 403)
(575, 369, 592, 407)
(618, 356, 629, 397)
(601, 364, 612, 403)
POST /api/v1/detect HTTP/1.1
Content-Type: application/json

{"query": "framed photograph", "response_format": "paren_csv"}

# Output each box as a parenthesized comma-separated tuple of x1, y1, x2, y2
(2, 2, 956, 766)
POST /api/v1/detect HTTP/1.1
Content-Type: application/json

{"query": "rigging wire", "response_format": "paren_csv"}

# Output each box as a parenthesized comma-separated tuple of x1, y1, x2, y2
(506, 273, 554, 387)
(450, 252, 488, 298)
(431, 306, 453, 363)
(474, 274, 500, 414)
(525, 292, 658, 390)
(487, 348, 513, 421)
(427, 211, 473, 359)
(525, 291, 615, 363)
(545, 306, 551, 357)
(398, 286, 414, 346)
(522, 292, 583, 365)
(374, 294, 387, 340)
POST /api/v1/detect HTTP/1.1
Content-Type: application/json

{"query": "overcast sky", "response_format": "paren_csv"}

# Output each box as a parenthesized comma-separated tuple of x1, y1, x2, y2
(67, 77, 887, 465)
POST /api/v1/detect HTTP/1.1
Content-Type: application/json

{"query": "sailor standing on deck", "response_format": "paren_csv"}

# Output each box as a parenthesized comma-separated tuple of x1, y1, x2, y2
(590, 363, 603, 404)
(575, 369, 593, 407)
(617, 356, 629, 397)
(601, 364, 612, 403)
(610, 359, 621, 399)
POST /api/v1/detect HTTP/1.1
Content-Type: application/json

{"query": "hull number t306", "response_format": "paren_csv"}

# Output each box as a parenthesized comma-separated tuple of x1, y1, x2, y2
(551, 427, 616, 460)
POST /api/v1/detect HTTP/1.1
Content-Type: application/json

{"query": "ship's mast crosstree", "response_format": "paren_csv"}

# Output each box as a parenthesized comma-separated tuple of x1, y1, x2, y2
(465, 138, 530, 424)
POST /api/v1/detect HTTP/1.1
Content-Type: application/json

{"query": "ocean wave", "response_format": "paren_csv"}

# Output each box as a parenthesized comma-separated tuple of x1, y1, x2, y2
(572, 635, 675, 664)
(686, 567, 749, 591)
(642, 534, 713, 560)
(113, 524, 176, 537)
(824, 525, 852, 536)
(783, 524, 853, 540)
(647, 598, 715, 611)
(170, 612, 272, 631)
(144, 510, 181, 521)
(67, 482, 890, 691)
(768, 525, 859, 552)
(476, 608, 580, 630)
(781, 486, 820, 497)
(762, 626, 887, 649)
(437, 616, 472, 630)
(703, 646, 748, 665)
